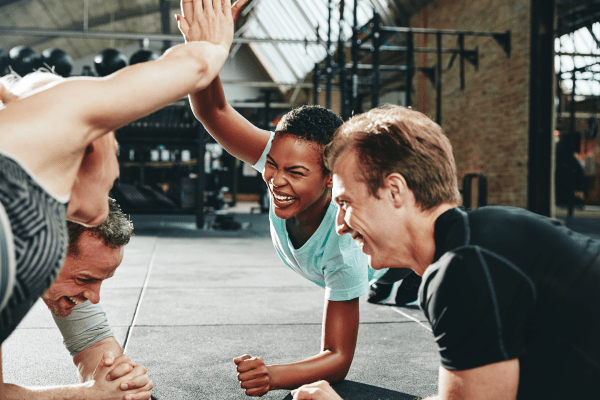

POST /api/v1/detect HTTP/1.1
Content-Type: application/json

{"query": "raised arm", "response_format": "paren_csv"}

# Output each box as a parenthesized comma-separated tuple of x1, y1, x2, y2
(235, 298, 359, 396)
(0, 0, 234, 193)
(185, 0, 271, 165)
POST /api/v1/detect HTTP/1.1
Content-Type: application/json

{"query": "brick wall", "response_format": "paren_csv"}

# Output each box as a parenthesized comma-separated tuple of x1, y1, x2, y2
(412, 0, 531, 207)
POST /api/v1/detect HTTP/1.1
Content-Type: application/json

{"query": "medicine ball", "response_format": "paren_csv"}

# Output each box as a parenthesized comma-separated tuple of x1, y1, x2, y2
(8, 46, 39, 77)
(94, 48, 127, 77)
(41, 48, 73, 77)
(129, 49, 158, 65)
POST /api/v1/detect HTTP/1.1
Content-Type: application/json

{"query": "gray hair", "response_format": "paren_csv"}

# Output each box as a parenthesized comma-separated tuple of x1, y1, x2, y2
(67, 198, 134, 257)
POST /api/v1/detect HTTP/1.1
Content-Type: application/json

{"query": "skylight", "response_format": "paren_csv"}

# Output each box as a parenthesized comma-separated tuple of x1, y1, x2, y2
(242, 0, 382, 84)
(556, 22, 600, 97)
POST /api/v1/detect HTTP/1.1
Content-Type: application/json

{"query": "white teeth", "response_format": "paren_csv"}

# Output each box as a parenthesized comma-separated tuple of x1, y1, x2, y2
(67, 297, 81, 305)
(273, 193, 295, 203)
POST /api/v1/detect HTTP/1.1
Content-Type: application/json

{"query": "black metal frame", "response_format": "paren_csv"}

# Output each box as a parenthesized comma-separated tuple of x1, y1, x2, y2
(312, 7, 511, 126)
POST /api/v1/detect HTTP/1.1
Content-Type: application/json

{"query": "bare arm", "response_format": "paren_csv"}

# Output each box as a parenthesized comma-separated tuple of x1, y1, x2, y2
(183, 0, 271, 165)
(0, 347, 153, 400)
(235, 298, 359, 396)
(0, 0, 233, 197)
(73, 337, 123, 383)
(430, 360, 519, 400)
(189, 76, 271, 165)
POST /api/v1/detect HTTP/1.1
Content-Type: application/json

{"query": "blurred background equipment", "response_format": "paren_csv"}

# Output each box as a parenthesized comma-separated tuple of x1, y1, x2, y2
(41, 48, 74, 77)
(8, 46, 39, 76)
(94, 48, 127, 77)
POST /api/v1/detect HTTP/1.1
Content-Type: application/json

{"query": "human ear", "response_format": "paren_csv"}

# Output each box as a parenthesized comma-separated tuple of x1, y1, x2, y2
(385, 173, 408, 207)
(325, 173, 333, 189)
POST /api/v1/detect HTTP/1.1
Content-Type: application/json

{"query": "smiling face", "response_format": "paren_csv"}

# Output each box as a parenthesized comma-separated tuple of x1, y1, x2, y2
(332, 149, 407, 270)
(263, 133, 333, 221)
(42, 231, 123, 317)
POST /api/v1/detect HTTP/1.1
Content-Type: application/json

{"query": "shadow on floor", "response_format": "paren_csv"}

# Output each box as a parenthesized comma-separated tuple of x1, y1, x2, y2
(129, 212, 271, 239)
(278, 380, 421, 400)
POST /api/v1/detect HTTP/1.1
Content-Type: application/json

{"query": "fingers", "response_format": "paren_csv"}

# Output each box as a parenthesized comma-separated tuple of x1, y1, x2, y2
(181, 0, 194, 25)
(235, 357, 265, 373)
(231, 0, 248, 21)
(107, 362, 135, 381)
(222, 0, 232, 17)
(119, 372, 151, 391)
(122, 386, 154, 400)
(176, 13, 190, 37)
(102, 351, 116, 367)
(239, 375, 270, 391)
(233, 354, 252, 365)
(291, 381, 340, 400)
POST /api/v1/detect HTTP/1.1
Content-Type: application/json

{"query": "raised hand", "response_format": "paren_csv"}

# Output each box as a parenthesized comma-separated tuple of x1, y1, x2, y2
(176, 0, 234, 49)
(291, 381, 344, 400)
(234, 354, 271, 397)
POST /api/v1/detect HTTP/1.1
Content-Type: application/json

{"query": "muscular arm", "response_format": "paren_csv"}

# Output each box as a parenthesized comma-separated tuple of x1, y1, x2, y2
(0, 0, 233, 197)
(423, 360, 519, 400)
(236, 298, 359, 395)
(73, 337, 123, 383)
(0, 346, 152, 400)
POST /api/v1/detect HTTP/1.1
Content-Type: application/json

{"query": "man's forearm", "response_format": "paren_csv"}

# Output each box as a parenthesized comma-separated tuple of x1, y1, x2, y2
(73, 337, 123, 382)
(1, 382, 93, 400)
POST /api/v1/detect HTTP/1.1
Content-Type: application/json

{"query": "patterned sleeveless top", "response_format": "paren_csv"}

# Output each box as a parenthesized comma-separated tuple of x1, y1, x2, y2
(0, 152, 68, 343)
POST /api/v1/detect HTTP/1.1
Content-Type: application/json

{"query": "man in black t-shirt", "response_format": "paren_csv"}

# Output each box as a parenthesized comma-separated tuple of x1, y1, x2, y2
(291, 105, 600, 400)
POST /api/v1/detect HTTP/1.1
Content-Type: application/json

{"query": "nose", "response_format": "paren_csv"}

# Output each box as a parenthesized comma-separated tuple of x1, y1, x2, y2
(336, 207, 352, 236)
(83, 285, 101, 304)
(270, 169, 287, 188)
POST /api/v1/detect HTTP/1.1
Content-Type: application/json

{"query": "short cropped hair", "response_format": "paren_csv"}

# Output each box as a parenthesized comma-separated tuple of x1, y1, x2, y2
(67, 198, 134, 257)
(325, 105, 461, 210)
(275, 105, 344, 173)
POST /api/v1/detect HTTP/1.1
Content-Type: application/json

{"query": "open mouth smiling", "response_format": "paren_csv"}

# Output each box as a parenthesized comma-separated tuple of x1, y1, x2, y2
(65, 296, 83, 306)
(270, 188, 297, 205)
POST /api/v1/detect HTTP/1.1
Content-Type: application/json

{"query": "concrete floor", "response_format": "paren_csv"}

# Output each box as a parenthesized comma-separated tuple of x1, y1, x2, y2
(3, 208, 599, 399)
(2, 211, 440, 400)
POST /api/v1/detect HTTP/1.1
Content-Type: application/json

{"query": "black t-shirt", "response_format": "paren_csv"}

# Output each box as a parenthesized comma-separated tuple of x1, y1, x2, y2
(420, 206, 600, 399)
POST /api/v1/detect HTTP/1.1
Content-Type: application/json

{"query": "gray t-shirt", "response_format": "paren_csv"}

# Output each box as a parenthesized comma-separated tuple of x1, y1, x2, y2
(52, 301, 114, 357)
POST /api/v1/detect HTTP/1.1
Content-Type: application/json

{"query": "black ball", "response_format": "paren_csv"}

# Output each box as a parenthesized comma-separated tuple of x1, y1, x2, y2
(129, 49, 158, 65)
(0, 49, 9, 76)
(41, 48, 73, 77)
(8, 46, 39, 77)
(94, 48, 127, 77)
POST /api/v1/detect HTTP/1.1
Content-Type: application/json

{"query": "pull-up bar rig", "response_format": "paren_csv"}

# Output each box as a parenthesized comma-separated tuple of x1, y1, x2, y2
(313, 0, 511, 124)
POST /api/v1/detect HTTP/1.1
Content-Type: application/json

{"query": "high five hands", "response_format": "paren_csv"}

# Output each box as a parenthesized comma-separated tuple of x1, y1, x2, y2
(176, 0, 250, 44)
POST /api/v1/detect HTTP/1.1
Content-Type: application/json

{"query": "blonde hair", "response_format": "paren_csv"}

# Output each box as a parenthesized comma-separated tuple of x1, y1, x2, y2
(0, 69, 64, 108)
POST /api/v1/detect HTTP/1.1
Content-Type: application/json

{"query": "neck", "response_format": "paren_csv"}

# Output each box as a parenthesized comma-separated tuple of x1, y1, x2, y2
(410, 203, 456, 276)
(288, 189, 331, 233)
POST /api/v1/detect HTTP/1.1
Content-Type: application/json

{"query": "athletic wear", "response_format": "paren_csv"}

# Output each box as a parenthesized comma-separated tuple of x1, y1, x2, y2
(53, 301, 114, 357)
(254, 132, 386, 301)
(420, 206, 600, 399)
(0, 152, 69, 344)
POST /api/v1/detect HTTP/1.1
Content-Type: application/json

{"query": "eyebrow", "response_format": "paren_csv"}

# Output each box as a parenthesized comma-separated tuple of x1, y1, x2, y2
(266, 154, 311, 172)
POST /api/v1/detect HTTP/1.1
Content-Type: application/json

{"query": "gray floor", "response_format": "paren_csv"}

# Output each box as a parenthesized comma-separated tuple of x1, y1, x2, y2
(2, 212, 440, 400)
(3, 210, 599, 399)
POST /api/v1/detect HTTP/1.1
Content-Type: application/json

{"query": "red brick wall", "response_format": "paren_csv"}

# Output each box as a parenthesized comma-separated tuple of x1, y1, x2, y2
(412, 0, 531, 207)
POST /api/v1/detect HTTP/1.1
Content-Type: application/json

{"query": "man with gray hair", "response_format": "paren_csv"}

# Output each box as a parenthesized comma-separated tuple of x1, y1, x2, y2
(1, 198, 153, 399)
